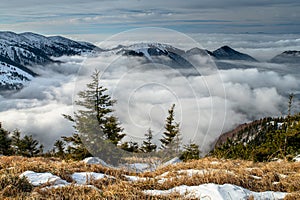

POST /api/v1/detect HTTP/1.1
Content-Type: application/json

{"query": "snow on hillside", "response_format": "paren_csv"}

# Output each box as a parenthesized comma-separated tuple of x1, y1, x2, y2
(0, 62, 32, 89)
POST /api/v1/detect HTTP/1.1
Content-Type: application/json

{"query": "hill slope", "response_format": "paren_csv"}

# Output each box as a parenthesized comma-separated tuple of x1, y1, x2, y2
(211, 113, 300, 162)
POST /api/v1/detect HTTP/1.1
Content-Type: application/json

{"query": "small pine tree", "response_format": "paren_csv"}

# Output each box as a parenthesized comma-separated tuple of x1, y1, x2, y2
(140, 128, 157, 153)
(19, 135, 43, 157)
(179, 142, 200, 161)
(160, 104, 180, 150)
(62, 134, 91, 160)
(120, 141, 139, 153)
(0, 123, 12, 155)
(11, 130, 22, 155)
(53, 139, 65, 158)
(288, 93, 294, 117)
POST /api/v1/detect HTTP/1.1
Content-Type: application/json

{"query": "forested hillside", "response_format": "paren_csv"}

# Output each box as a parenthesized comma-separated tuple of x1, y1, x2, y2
(210, 113, 300, 162)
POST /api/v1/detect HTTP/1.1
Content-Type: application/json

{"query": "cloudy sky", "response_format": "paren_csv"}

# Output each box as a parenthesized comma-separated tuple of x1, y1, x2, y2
(1, 1, 300, 157)
(1, 0, 300, 36)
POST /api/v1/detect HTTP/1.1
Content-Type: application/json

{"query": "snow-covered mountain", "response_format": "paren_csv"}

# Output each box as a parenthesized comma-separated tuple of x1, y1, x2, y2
(109, 43, 258, 70)
(271, 50, 300, 64)
(0, 31, 101, 91)
(3, 31, 292, 92)
(113, 43, 193, 69)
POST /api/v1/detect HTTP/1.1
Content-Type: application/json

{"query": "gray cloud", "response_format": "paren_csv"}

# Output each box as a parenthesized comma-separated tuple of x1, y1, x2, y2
(1, 0, 300, 34)
(0, 33, 299, 154)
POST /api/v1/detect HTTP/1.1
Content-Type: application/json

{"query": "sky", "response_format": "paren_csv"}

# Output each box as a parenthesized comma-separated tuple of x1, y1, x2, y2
(1, 0, 300, 36)
(0, 0, 300, 156)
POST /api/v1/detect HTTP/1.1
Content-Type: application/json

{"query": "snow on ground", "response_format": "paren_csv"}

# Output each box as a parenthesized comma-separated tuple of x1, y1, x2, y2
(71, 172, 114, 184)
(123, 175, 149, 182)
(122, 163, 157, 173)
(162, 157, 182, 167)
(82, 157, 113, 168)
(293, 154, 300, 162)
(20, 170, 115, 188)
(20, 171, 69, 187)
(144, 183, 287, 200)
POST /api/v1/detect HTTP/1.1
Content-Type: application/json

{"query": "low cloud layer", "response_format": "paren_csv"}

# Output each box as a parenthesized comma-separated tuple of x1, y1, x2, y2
(0, 37, 299, 153)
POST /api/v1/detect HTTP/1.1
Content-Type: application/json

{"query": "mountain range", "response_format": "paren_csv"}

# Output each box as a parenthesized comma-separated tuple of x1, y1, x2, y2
(0, 31, 100, 90)
(0, 31, 298, 91)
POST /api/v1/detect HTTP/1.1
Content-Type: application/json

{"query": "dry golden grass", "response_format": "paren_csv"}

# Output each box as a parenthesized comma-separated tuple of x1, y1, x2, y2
(0, 156, 299, 199)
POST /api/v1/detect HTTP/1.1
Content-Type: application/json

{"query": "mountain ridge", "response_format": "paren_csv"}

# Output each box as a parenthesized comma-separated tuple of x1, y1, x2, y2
(0, 31, 297, 92)
(0, 31, 101, 91)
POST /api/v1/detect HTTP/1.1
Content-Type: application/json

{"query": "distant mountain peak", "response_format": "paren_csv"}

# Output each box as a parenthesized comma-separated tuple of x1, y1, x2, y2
(212, 45, 257, 62)
(271, 50, 300, 64)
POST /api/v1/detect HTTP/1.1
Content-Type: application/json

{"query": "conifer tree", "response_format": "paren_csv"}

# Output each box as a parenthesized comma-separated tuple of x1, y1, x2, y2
(53, 139, 65, 158)
(63, 70, 126, 162)
(62, 134, 91, 160)
(179, 142, 200, 161)
(0, 123, 12, 155)
(66, 70, 125, 148)
(160, 104, 180, 150)
(120, 141, 139, 153)
(288, 93, 294, 117)
(19, 135, 43, 157)
(141, 128, 157, 153)
(11, 130, 22, 155)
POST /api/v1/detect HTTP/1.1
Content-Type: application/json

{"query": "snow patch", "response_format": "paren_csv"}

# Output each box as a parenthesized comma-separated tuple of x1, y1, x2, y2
(20, 171, 68, 187)
(123, 175, 149, 182)
(144, 183, 287, 200)
(71, 172, 114, 184)
(82, 157, 113, 168)
(162, 157, 182, 167)
(293, 154, 300, 162)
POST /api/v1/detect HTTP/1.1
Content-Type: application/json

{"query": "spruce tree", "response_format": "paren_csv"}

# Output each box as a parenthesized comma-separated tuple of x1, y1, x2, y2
(62, 134, 91, 160)
(120, 141, 139, 153)
(68, 70, 125, 147)
(63, 70, 126, 162)
(0, 123, 12, 155)
(11, 130, 22, 155)
(19, 135, 43, 157)
(160, 104, 180, 150)
(179, 142, 200, 161)
(141, 128, 157, 153)
(53, 139, 65, 158)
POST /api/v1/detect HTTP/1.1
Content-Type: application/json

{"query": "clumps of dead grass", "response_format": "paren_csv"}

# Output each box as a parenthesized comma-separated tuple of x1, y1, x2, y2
(0, 156, 299, 199)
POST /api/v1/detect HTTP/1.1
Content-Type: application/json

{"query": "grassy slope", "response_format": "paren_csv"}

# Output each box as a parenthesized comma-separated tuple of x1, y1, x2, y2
(0, 156, 299, 199)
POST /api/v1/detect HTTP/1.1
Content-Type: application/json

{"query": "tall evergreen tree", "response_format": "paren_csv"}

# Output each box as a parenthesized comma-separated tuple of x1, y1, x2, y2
(160, 104, 180, 150)
(140, 128, 157, 153)
(63, 70, 126, 163)
(68, 70, 125, 146)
